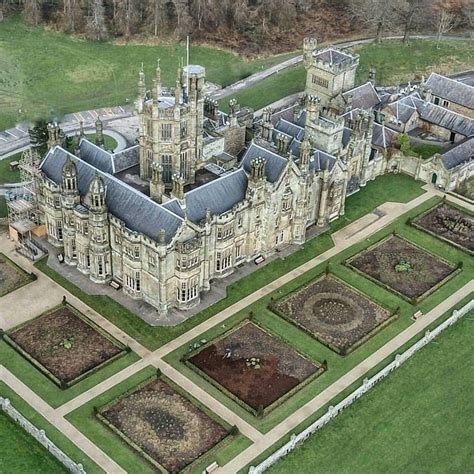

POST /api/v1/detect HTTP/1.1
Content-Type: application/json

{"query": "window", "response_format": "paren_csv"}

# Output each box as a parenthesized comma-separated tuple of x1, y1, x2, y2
(134, 246, 140, 259)
(237, 214, 243, 228)
(161, 123, 172, 141)
(176, 252, 199, 270)
(84, 223, 89, 235)
(217, 223, 233, 240)
(216, 248, 232, 271)
(135, 271, 141, 292)
(433, 97, 440, 105)
(162, 154, 172, 183)
(54, 196, 61, 208)
(275, 231, 284, 246)
(177, 278, 199, 303)
(180, 121, 188, 138)
(442, 100, 449, 107)
(282, 196, 292, 212)
(312, 75, 329, 88)
(57, 221, 63, 241)
(180, 150, 188, 179)
(86, 253, 91, 268)
(115, 233, 121, 245)
(98, 256, 103, 275)
(149, 255, 156, 267)
(235, 242, 243, 259)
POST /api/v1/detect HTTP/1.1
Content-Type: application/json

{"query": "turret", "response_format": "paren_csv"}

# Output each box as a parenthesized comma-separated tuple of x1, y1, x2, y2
(368, 68, 376, 85)
(62, 157, 78, 193)
(303, 37, 318, 69)
(261, 107, 273, 141)
(299, 137, 311, 170)
(138, 64, 146, 100)
(250, 157, 266, 182)
(47, 122, 62, 149)
(171, 174, 185, 200)
(89, 174, 107, 211)
(150, 163, 165, 203)
(152, 59, 161, 100)
(95, 117, 104, 148)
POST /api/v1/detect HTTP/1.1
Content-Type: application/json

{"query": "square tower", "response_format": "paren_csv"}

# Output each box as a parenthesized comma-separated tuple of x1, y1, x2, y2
(304, 40, 359, 107)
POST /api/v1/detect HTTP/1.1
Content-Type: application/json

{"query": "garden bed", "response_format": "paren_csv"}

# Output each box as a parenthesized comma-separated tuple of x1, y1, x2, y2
(97, 377, 229, 472)
(187, 321, 323, 416)
(346, 235, 458, 301)
(0, 253, 35, 297)
(270, 275, 395, 355)
(4, 304, 127, 388)
(412, 203, 473, 254)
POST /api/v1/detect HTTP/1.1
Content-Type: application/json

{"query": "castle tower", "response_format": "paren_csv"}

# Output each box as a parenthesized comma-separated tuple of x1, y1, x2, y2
(303, 39, 360, 107)
(87, 175, 112, 284)
(138, 63, 206, 188)
(61, 157, 80, 265)
(150, 162, 165, 203)
(47, 122, 63, 149)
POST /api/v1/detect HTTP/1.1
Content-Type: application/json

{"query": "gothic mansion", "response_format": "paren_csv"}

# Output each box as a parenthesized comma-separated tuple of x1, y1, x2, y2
(12, 39, 474, 321)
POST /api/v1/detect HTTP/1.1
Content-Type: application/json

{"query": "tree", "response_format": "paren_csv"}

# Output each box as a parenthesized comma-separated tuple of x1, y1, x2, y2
(348, 0, 397, 42)
(86, 0, 107, 41)
(115, 0, 139, 37)
(459, 0, 473, 38)
(62, 0, 85, 33)
(146, 0, 167, 36)
(393, 0, 429, 44)
(28, 121, 49, 155)
(24, 0, 43, 25)
(433, 1, 459, 48)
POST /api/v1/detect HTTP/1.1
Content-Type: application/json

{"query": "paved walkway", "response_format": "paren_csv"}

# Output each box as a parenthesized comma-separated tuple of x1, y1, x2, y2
(1, 184, 472, 473)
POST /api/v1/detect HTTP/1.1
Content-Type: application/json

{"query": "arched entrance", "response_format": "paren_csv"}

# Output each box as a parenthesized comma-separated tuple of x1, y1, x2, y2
(431, 173, 438, 184)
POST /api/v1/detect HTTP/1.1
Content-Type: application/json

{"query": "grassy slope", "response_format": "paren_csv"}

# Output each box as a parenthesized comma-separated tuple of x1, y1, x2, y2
(0, 382, 101, 473)
(220, 39, 473, 112)
(0, 411, 67, 474)
(35, 174, 425, 351)
(0, 153, 22, 184)
(268, 308, 474, 474)
(0, 16, 296, 129)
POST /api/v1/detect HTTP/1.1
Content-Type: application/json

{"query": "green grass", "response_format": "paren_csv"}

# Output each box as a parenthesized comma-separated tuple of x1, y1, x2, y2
(164, 196, 473, 433)
(267, 306, 474, 473)
(66, 366, 251, 474)
(84, 133, 119, 152)
(0, 16, 297, 129)
(0, 339, 140, 408)
(0, 153, 22, 184)
(221, 39, 472, 112)
(35, 174, 424, 351)
(0, 382, 101, 473)
(412, 143, 443, 160)
(0, 411, 67, 473)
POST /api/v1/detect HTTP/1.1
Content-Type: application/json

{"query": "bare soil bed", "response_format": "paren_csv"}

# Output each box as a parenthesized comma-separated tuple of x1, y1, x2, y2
(188, 322, 320, 411)
(0, 253, 33, 297)
(8, 305, 124, 385)
(99, 378, 228, 472)
(272, 276, 393, 354)
(413, 203, 473, 253)
(347, 235, 457, 300)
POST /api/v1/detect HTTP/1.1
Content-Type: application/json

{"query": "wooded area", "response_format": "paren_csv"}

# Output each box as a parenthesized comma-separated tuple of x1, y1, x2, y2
(0, 0, 472, 53)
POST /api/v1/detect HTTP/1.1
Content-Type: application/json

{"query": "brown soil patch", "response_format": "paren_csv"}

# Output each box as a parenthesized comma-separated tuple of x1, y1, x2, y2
(100, 378, 227, 472)
(273, 276, 392, 353)
(188, 322, 319, 410)
(413, 204, 473, 252)
(0, 253, 32, 297)
(9, 306, 123, 384)
(348, 235, 457, 300)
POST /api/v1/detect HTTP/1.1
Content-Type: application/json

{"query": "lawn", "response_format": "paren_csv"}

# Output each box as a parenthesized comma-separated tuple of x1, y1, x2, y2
(0, 382, 100, 473)
(0, 411, 67, 474)
(0, 16, 297, 130)
(34, 174, 424, 351)
(267, 305, 474, 474)
(221, 39, 472, 112)
(412, 143, 443, 160)
(0, 153, 22, 185)
(164, 196, 473, 433)
(84, 133, 118, 152)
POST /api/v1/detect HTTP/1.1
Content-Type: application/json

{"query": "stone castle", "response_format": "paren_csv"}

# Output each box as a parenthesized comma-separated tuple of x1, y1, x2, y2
(9, 38, 473, 323)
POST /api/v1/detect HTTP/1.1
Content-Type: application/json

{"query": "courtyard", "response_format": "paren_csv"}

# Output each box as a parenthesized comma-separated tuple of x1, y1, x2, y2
(98, 377, 228, 472)
(412, 203, 473, 253)
(5, 304, 126, 387)
(347, 235, 458, 301)
(271, 275, 394, 354)
(187, 321, 322, 414)
(0, 252, 34, 297)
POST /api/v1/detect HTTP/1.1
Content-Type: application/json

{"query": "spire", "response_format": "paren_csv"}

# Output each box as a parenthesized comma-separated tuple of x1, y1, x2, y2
(153, 58, 161, 99)
(300, 137, 311, 169)
(95, 116, 104, 148)
(138, 64, 146, 99)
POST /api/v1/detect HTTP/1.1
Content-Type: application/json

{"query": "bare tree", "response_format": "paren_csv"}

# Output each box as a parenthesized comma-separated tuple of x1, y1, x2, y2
(146, 0, 166, 36)
(349, 0, 397, 42)
(62, 0, 84, 32)
(173, 0, 193, 38)
(86, 0, 107, 40)
(433, 1, 459, 48)
(460, 0, 473, 38)
(392, 0, 429, 44)
(24, 0, 42, 25)
(115, 0, 138, 37)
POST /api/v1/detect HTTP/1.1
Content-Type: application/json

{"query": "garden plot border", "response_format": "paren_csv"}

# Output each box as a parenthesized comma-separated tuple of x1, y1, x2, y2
(345, 233, 461, 304)
(95, 373, 234, 474)
(268, 273, 398, 356)
(184, 320, 325, 418)
(2, 303, 129, 389)
(0, 252, 36, 297)
(410, 201, 474, 256)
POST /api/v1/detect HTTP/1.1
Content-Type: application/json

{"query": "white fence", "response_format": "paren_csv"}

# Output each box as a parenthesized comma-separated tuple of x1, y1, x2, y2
(0, 397, 86, 474)
(249, 299, 474, 473)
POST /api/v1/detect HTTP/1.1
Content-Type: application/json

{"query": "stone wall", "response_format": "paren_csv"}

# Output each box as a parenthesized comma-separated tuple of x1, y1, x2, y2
(0, 398, 86, 474)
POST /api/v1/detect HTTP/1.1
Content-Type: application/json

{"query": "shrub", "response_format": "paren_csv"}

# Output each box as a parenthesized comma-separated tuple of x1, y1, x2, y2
(229, 425, 239, 436)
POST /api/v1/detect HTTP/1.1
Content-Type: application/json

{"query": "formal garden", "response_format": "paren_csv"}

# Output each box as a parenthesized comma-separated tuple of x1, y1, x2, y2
(412, 202, 473, 254)
(0, 252, 35, 297)
(270, 275, 395, 355)
(346, 234, 459, 301)
(187, 321, 323, 416)
(3, 303, 128, 388)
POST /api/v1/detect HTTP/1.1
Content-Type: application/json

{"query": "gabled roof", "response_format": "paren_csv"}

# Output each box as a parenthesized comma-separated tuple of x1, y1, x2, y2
(313, 48, 354, 66)
(274, 118, 305, 141)
(113, 146, 139, 173)
(372, 123, 399, 149)
(417, 102, 474, 137)
(441, 136, 474, 170)
(308, 150, 336, 172)
(425, 73, 474, 109)
(40, 147, 183, 243)
(240, 142, 288, 183)
(184, 169, 248, 223)
(343, 82, 380, 110)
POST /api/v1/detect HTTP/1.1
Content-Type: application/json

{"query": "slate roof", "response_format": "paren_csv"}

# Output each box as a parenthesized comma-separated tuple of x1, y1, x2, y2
(425, 73, 474, 109)
(308, 150, 337, 172)
(40, 147, 183, 243)
(441, 136, 474, 170)
(417, 102, 474, 136)
(314, 48, 354, 66)
(343, 82, 380, 110)
(184, 169, 248, 223)
(274, 118, 305, 141)
(113, 146, 139, 173)
(372, 123, 399, 149)
(240, 142, 288, 183)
